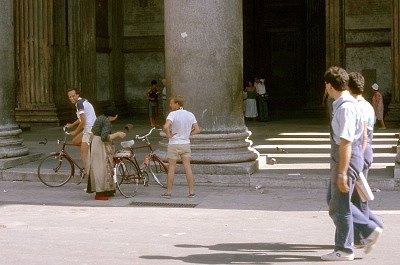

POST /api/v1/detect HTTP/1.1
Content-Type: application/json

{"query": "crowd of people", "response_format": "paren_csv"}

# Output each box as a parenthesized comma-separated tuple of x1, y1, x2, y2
(64, 71, 385, 260)
(65, 79, 199, 201)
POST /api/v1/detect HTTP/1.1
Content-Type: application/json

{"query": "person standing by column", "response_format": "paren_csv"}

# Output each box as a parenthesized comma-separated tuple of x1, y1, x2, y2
(66, 88, 97, 173)
(371, 83, 387, 129)
(161, 78, 168, 118)
(145, 80, 159, 127)
(348, 72, 384, 248)
(256, 78, 268, 121)
(162, 95, 200, 199)
(321, 66, 382, 261)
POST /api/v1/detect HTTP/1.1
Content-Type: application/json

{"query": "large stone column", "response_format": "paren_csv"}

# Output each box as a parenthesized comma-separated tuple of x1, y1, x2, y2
(0, 0, 29, 168)
(325, 0, 345, 67)
(163, 0, 258, 185)
(386, 0, 400, 122)
(14, 0, 58, 126)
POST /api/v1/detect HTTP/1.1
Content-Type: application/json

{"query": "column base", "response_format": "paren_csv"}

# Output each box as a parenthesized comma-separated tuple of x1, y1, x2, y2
(173, 161, 258, 186)
(385, 102, 400, 122)
(0, 153, 42, 170)
(15, 106, 61, 128)
(0, 124, 30, 167)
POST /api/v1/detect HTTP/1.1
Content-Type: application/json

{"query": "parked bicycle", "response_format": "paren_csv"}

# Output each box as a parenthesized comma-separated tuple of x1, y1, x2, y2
(113, 127, 168, 197)
(37, 126, 86, 187)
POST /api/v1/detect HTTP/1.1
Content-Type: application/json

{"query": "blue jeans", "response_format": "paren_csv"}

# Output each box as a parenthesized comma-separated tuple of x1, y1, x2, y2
(352, 144, 384, 244)
(327, 153, 379, 253)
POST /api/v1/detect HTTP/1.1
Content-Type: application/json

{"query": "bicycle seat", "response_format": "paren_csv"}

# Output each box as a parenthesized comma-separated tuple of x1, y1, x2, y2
(114, 150, 132, 158)
(120, 140, 135, 148)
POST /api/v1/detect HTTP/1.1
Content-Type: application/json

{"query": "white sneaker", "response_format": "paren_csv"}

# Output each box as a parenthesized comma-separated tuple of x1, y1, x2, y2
(364, 227, 383, 254)
(321, 250, 355, 261)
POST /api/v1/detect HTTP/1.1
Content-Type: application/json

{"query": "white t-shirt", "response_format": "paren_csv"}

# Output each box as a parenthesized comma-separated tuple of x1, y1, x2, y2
(256, 82, 266, 95)
(357, 97, 375, 131)
(166, 108, 197, 145)
(331, 91, 363, 145)
(75, 97, 96, 129)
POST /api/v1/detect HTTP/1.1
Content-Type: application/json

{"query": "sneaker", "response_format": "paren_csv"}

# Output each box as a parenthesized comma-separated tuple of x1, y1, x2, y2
(161, 193, 171, 199)
(187, 194, 196, 198)
(321, 251, 354, 261)
(364, 227, 383, 254)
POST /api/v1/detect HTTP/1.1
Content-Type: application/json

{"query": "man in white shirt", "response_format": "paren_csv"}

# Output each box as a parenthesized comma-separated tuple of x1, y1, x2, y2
(162, 95, 200, 198)
(161, 79, 168, 118)
(255, 78, 268, 121)
(66, 88, 97, 172)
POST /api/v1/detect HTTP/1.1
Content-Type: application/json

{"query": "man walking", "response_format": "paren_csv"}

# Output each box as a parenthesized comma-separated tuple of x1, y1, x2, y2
(162, 95, 200, 198)
(348, 72, 384, 249)
(66, 88, 96, 173)
(321, 67, 382, 261)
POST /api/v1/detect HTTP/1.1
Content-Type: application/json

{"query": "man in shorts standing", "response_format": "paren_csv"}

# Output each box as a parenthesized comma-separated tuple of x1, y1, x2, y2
(162, 95, 200, 198)
(66, 88, 97, 173)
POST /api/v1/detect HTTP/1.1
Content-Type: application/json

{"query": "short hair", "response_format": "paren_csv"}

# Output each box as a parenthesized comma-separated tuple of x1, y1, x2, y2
(103, 106, 118, 117)
(348, 72, 365, 95)
(67, 87, 80, 95)
(324, 66, 349, 91)
(170, 95, 184, 107)
(151, 80, 157, 85)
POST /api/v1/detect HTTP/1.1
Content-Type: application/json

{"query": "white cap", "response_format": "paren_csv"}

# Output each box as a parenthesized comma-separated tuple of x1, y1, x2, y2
(372, 83, 379, 90)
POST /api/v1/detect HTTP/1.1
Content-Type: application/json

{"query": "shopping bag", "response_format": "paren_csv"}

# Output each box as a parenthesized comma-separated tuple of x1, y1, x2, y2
(355, 172, 374, 202)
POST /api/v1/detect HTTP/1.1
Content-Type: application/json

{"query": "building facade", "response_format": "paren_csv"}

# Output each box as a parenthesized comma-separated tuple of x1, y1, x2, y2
(8, 0, 400, 125)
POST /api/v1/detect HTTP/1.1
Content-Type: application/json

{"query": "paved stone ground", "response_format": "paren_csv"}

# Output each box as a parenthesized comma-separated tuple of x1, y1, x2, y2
(1, 117, 400, 264)
(1, 117, 399, 189)
(1, 182, 400, 265)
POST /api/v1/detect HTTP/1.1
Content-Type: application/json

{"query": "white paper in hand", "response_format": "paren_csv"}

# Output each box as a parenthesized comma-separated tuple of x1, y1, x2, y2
(355, 172, 374, 202)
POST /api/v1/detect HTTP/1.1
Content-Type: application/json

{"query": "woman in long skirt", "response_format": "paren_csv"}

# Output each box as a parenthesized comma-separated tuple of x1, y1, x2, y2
(244, 80, 258, 120)
(87, 106, 126, 200)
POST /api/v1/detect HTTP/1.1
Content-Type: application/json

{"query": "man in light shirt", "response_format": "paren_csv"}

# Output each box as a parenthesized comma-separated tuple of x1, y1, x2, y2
(162, 95, 200, 198)
(66, 88, 96, 173)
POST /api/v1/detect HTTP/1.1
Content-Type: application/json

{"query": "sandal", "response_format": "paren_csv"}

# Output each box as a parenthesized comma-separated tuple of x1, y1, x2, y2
(161, 193, 171, 199)
(187, 194, 196, 198)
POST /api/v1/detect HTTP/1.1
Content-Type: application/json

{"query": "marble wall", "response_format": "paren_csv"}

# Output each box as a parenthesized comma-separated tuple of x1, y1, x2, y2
(344, 0, 392, 100)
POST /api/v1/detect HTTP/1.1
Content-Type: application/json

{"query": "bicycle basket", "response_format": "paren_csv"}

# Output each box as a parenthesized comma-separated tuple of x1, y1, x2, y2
(114, 150, 133, 158)
(120, 140, 135, 148)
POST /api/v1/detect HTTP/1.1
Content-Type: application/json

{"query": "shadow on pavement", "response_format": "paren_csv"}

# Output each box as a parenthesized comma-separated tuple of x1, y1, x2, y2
(140, 242, 332, 263)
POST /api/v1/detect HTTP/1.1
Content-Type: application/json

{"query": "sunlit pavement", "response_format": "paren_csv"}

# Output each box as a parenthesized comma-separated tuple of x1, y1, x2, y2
(1, 117, 400, 264)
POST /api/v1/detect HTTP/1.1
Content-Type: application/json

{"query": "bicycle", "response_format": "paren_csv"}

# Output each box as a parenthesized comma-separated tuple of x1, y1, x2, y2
(37, 126, 86, 187)
(113, 127, 168, 198)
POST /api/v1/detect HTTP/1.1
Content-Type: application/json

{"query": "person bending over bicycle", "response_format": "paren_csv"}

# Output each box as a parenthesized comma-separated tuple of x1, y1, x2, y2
(65, 88, 97, 174)
(87, 106, 126, 200)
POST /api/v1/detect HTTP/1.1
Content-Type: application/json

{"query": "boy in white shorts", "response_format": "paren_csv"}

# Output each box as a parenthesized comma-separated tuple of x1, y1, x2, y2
(162, 95, 200, 198)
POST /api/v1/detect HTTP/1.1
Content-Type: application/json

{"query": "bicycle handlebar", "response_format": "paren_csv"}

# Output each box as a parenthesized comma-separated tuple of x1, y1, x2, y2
(63, 126, 70, 135)
(135, 127, 161, 140)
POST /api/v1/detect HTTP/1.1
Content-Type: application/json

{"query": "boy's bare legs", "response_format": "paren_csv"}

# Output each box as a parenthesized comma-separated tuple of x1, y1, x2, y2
(166, 159, 177, 195)
(81, 142, 90, 171)
(71, 132, 88, 170)
(182, 156, 194, 195)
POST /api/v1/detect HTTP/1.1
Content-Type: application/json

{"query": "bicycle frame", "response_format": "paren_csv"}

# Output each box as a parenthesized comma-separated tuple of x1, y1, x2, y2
(53, 127, 86, 181)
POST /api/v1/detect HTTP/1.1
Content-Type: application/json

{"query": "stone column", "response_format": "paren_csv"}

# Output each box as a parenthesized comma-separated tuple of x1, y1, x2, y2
(386, 0, 400, 122)
(163, 0, 258, 185)
(14, 0, 58, 126)
(325, 0, 344, 67)
(0, 0, 29, 166)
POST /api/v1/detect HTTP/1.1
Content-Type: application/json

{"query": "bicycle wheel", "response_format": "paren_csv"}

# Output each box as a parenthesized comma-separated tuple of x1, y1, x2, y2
(37, 153, 74, 187)
(114, 158, 141, 198)
(147, 155, 167, 188)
